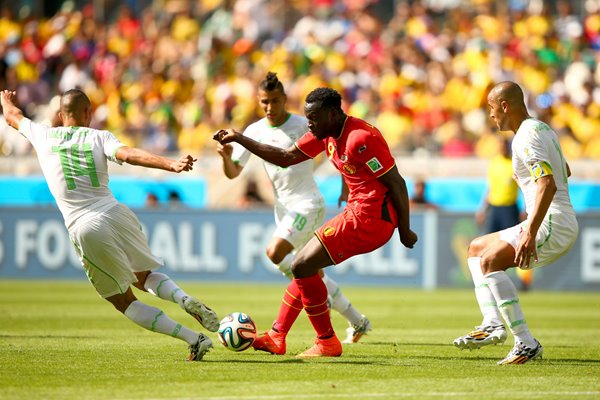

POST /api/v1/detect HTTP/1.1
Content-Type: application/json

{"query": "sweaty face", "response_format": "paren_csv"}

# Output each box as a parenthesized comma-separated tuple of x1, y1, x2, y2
(304, 102, 332, 140)
(258, 89, 287, 126)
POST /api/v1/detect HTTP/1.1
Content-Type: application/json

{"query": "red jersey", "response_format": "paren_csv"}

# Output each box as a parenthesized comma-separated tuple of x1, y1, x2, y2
(295, 116, 396, 220)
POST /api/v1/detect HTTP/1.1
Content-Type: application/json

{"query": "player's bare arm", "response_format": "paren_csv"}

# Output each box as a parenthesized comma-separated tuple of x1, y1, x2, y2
(116, 147, 196, 173)
(216, 142, 243, 179)
(214, 128, 308, 167)
(377, 165, 418, 249)
(0, 90, 24, 129)
(515, 174, 556, 269)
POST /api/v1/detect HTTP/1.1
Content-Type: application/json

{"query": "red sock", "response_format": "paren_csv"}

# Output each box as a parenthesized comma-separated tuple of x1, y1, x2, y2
(296, 274, 334, 339)
(272, 279, 303, 334)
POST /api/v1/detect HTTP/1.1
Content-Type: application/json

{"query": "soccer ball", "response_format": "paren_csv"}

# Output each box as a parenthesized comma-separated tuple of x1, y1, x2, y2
(217, 312, 257, 352)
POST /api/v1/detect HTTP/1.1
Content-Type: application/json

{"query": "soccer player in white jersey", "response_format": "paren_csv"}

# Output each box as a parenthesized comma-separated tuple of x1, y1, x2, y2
(453, 81, 578, 364)
(0, 88, 219, 361)
(216, 72, 371, 346)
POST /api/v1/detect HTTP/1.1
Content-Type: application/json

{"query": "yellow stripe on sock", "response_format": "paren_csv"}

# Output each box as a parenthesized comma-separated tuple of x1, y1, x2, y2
(282, 299, 303, 311)
(306, 309, 329, 317)
(304, 300, 328, 309)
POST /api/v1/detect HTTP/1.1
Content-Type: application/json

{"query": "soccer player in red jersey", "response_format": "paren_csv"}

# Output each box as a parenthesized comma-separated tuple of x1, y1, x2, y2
(214, 87, 417, 357)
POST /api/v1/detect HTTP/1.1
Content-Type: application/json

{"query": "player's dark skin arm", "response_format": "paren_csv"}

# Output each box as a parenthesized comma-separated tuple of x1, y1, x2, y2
(378, 165, 418, 249)
(213, 128, 309, 167)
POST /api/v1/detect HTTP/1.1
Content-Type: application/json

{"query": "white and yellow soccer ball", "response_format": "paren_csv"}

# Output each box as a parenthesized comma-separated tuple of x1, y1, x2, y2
(217, 312, 257, 352)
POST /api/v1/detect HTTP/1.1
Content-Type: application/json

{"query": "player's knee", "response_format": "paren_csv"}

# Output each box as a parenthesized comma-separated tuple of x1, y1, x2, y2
(468, 237, 485, 257)
(265, 247, 284, 264)
(133, 270, 151, 290)
(106, 291, 136, 314)
(290, 258, 314, 278)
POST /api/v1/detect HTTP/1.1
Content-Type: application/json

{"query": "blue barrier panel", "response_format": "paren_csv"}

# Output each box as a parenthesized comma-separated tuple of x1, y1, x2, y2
(0, 208, 429, 286)
(1, 208, 598, 290)
(0, 176, 207, 208)
(1, 176, 598, 212)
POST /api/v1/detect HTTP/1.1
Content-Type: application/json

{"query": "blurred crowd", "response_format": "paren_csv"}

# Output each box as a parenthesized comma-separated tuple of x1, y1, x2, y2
(0, 0, 599, 160)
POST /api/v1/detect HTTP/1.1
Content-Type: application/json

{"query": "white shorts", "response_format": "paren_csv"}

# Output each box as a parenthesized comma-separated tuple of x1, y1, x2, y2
(272, 202, 325, 250)
(499, 211, 578, 269)
(69, 203, 163, 298)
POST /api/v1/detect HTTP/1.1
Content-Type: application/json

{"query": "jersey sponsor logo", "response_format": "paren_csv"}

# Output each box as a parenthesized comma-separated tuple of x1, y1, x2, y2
(343, 164, 356, 174)
(324, 226, 336, 237)
(529, 161, 553, 180)
(366, 157, 383, 173)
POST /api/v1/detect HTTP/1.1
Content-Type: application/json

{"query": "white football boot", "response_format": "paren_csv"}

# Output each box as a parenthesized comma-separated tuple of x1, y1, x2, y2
(453, 324, 507, 350)
(343, 315, 372, 344)
(188, 333, 213, 361)
(498, 339, 543, 365)
(182, 296, 220, 332)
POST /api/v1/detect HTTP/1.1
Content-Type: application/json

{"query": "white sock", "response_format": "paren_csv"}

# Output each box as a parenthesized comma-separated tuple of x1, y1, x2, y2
(124, 300, 199, 345)
(276, 253, 294, 279)
(468, 257, 503, 326)
(484, 271, 536, 347)
(144, 272, 187, 307)
(322, 273, 363, 326)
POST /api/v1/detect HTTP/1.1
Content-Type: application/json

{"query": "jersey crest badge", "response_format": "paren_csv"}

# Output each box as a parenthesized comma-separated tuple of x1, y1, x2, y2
(366, 157, 383, 173)
(343, 164, 356, 174)
(324, 226, 336, 237)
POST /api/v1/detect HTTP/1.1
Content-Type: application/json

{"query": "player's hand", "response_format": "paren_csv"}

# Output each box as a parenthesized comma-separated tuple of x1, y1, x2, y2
(213, 129, 240, 144)
(216, 142, 233, 158)
(172, 154, 196, 173)
(515, 229, 537, 269)
(0, 90, 16, 107)
(400, 229, 418, 249)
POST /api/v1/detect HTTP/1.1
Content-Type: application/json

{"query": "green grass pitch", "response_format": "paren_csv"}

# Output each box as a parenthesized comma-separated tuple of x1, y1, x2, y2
(1, 280, 599, 399)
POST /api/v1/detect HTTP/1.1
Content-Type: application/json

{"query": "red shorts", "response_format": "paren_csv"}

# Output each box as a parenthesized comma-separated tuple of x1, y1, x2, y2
(315, 206, 397, 264)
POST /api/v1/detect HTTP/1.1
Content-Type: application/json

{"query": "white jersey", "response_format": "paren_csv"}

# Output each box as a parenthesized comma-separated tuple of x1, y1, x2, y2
(512, 118, 575, 217)
(19, 118, 125, 230)
(231, 114, 324, 211)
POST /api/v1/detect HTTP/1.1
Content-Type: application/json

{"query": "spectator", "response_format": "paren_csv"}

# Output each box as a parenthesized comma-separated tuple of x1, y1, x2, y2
(0, 1, 597, 160)
(409, 178, 439, 211)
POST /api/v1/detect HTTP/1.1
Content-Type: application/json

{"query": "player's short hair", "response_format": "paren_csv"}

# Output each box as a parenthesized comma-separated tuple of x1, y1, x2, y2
(259, 72, 285, 94)
(493, 81, 525, 105)
(60, 89, 91, 117)
(305, 87, 342, 110)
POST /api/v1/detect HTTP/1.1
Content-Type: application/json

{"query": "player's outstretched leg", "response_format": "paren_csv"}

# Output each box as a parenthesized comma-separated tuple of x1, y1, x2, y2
(142, 272, 219, 332)
(486, 271, 541, 364)
(123, 299, 212, 361)
(253, 279, 304, 355)
(454, 257, 506, 350)
(295, 274, 342, 358)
